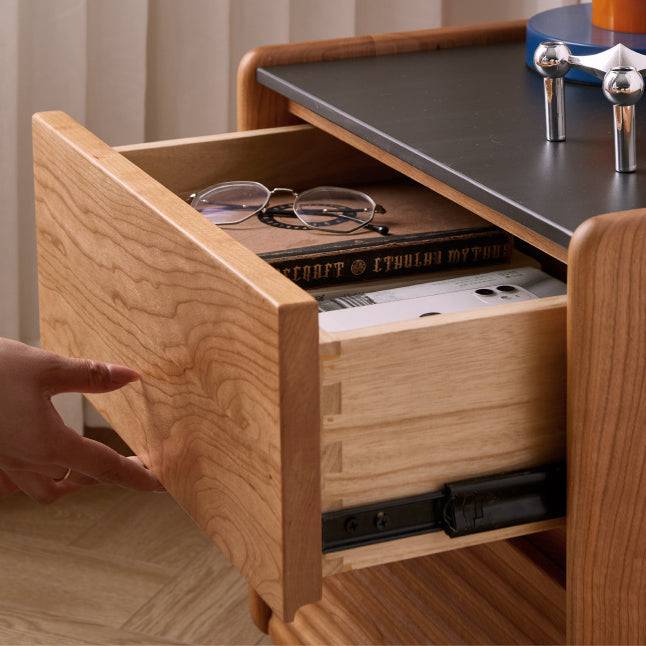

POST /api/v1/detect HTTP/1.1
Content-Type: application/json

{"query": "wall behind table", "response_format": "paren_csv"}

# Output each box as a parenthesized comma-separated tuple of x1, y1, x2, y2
(1, 0, 578, 428)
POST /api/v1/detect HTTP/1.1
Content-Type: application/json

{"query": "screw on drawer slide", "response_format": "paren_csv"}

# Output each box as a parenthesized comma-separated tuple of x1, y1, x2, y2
(322, 463, 565, 553)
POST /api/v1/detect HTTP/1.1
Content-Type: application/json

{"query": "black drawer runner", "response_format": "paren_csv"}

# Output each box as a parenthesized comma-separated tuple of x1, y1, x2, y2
(322, 463, 566, 553)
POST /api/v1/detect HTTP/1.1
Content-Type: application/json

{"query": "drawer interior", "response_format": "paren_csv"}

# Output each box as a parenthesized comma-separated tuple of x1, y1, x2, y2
(127, 127, 566, 551)
(119, 122, 567, 573)
(117, 124, 398, 198)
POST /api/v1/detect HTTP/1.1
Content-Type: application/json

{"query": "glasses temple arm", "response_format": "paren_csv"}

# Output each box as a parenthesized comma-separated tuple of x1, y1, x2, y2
(366, 222, 389, 235)
(272, 203, 390, 235)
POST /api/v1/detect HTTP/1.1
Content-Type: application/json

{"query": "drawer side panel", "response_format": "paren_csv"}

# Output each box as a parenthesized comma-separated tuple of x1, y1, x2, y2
(320, 297, 566, 512)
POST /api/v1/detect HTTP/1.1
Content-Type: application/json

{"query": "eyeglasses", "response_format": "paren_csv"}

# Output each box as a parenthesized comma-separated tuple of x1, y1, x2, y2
(189, 181, 389, 236)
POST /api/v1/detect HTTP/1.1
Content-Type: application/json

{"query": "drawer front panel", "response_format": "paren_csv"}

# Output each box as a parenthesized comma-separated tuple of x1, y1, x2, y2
(33, 111, 320, 621)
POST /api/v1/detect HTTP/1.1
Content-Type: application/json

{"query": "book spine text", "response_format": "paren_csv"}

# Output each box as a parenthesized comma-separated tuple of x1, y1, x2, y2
(266, 234, 513, 288)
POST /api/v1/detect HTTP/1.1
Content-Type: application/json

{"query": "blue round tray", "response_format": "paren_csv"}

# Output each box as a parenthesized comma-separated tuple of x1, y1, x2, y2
(526, 4, 646, 84)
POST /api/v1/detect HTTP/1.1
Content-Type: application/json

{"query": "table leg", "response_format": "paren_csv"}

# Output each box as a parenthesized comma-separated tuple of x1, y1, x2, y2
(249, 586, 272, 635)
(568, 210, 646, 644)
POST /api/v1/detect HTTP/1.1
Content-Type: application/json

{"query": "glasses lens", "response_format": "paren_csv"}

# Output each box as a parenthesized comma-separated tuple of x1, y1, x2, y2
(295, 187, 374, 233)
(192, 182, 269, 224)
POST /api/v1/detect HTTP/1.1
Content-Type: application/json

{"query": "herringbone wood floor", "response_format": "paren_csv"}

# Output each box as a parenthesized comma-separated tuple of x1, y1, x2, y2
(0, 485, 271, 645)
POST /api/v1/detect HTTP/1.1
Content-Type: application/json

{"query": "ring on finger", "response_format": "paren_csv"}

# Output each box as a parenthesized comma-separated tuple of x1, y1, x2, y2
(53, 467, 72, 483)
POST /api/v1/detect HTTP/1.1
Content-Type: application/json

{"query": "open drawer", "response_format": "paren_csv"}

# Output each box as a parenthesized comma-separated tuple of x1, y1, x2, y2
(33, 111, 566, 621)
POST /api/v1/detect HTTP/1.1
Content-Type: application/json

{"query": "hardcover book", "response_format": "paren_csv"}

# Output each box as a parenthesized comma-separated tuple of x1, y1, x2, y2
(222, 180, 512, 288)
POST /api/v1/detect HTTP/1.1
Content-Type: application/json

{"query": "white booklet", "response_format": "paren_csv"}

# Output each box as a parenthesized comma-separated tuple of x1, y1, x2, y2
(317, 267, 566, 332)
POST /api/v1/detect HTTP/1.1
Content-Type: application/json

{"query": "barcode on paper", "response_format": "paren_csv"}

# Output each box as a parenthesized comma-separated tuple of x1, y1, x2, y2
(317, 294, 377, 312)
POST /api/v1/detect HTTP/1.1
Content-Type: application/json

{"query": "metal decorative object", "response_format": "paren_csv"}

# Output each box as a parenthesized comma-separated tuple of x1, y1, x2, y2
(534, 42, 646, 172)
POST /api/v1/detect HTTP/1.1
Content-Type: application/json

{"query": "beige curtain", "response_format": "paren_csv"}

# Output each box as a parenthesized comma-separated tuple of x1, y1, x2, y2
(1, 0, 577, 426)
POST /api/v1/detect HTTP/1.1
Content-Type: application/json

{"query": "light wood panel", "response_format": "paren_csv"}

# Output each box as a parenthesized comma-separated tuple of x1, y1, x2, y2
(0, 482, 129, 545)
(319, 296, 567, 511)
(0, 529, 168, 627)
(0, 608, 177, 646)
(289, 102, 568, 263)
(567, 209, 646, 644)
(70, 488, 212, 570)
(322, 518, 565, 577)
(513, 528, 566, 589)
(237, 20, 526, 131)
(33, 111, 320, 621)
(272, 539, 565, 645)
(268, 618, 300, 646)
(123, 545, 256, 643)
(0, 487, 269, 645)
(116, 124, 397, 196)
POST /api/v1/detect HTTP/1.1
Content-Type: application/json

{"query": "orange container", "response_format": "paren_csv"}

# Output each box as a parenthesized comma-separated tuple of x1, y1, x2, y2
(592, 0, 646, 33)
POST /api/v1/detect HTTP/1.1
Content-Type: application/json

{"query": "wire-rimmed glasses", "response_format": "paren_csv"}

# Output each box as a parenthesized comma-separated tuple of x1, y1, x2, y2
(190, 181, 389, 235)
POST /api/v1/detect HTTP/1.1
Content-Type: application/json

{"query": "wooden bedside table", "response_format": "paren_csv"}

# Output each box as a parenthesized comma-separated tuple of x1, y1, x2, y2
(33, 20, 646, 645)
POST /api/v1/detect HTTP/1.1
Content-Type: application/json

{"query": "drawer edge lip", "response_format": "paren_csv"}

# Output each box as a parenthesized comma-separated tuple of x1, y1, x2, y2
(113, 123, 316, 153)
(321, 517, 565, 577)
(321, 293, 567, 344)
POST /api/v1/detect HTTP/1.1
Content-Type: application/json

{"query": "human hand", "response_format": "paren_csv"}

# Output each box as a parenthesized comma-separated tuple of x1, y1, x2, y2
(0, 338, 163, 503)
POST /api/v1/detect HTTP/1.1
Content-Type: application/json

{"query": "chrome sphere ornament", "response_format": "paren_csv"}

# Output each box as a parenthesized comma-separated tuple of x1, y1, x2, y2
(534, 42, 571, 142)
(533, 43, 646, 172)
(533, 41, 572, 79)
(602, 67, 644, 172)
(602, 66, 644, 106)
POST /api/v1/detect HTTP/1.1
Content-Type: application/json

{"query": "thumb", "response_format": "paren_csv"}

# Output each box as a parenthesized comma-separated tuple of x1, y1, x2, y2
(42, 356, 140, 395)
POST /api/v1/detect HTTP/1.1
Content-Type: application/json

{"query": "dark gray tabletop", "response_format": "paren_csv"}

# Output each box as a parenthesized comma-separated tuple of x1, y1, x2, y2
(258, 41, 646, 250)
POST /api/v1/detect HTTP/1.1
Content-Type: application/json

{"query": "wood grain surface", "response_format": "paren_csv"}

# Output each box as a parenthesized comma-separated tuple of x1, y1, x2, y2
(237, 20, 526, 131)
(568, 209, 646, 644)
(319, 296, 567, 511)
(248, 588, 272, 635)
(116, 124, 397, 196)
(0, 487, 270, 645)
(520, 527, 566, 587)
(271, 538, 565, 645)
(322, 518, 565, 577)
(33, 111, 320, 621)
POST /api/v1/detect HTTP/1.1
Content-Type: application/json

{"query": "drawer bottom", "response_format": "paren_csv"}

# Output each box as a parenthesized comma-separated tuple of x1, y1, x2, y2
(272, 535, 565, 645)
